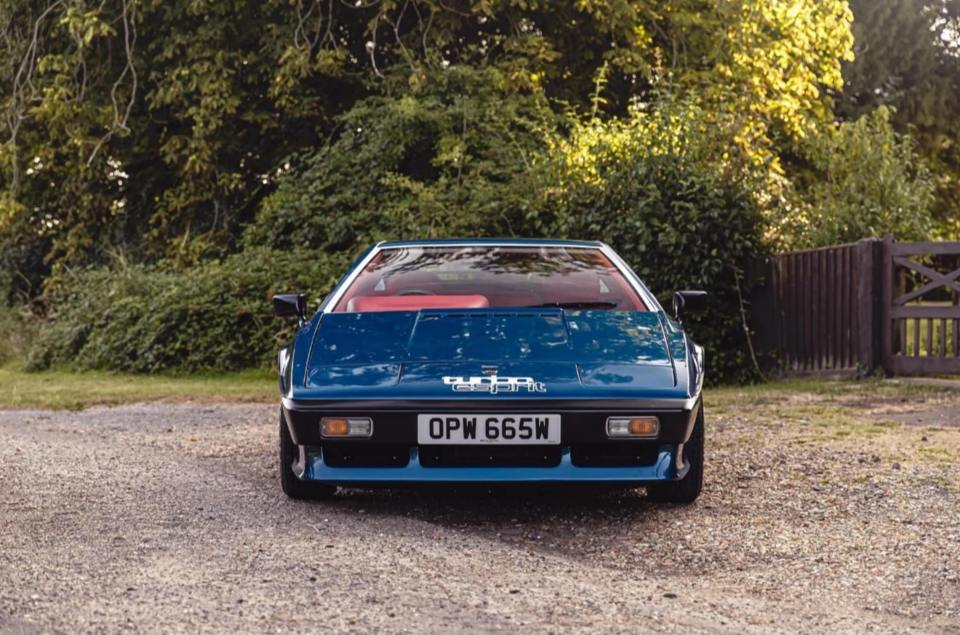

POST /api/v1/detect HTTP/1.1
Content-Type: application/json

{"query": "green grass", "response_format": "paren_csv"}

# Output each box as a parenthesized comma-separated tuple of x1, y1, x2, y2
(918, 445, 957, 464)
(0, 365, 276, 410)
(707, 375, 956, 410)
(1, 365, 956, 412)
(707, 377, 960, 487)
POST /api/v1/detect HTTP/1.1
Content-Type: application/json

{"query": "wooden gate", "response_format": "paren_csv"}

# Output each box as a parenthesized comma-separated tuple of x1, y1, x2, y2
(751, 237, 960, 377)
(881, 238, 960, 375)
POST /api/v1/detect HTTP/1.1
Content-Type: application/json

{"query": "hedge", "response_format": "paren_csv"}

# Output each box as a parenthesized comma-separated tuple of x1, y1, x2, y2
(26, 249, 348, 373)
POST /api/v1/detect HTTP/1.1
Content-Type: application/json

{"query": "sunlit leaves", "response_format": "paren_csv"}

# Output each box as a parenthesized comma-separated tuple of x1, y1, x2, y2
(0, 0, 861, 300)
(711, 0, 854, 156)
(781, 107, 936, 248)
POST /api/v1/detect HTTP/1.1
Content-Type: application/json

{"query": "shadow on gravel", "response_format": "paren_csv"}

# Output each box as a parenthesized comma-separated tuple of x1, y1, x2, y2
(294, 485, 681, 559)
(340, 484, 656, 517)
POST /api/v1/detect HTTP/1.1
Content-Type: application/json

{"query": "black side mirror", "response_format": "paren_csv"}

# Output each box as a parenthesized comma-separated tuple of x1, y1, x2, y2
(273, 293, 308, 325)
(673, 290, 708, 321)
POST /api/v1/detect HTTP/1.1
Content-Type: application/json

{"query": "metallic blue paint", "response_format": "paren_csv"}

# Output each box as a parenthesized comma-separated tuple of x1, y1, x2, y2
(297, 309, 686, 401)
(299, 446, 680, 483)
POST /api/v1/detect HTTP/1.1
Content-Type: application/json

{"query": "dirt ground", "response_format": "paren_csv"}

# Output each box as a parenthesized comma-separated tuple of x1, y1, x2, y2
(1, 381, 958, 634)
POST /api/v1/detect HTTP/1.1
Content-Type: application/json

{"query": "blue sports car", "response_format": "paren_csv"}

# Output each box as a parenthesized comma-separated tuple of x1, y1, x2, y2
(274, 239, 707, 502)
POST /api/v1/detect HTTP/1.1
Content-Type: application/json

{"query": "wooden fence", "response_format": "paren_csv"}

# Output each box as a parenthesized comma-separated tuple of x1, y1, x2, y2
(750, 238, 960, 376)
(750, 239, 880, 374)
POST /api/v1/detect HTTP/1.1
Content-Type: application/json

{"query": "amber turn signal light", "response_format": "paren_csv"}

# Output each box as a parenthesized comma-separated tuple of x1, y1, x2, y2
(606, 416, 659, 438)
(320, 417, 373, 438)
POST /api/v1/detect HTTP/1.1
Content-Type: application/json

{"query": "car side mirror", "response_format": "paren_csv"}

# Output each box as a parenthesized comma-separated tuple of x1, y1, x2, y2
(273, 293, 308, 325)
(673, 290, 708, 321)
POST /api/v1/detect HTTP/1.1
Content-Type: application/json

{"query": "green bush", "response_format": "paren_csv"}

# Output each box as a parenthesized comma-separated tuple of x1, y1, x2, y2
(548, 104, 767, 384)
(26, 249, 348, 373)
(244, 93, 768, 383)
(244, 66, 561, 253)
(29, 91, 768, 382)
(564, 169, 764, 383)
(0, 306, 35, 366)
(781, 107, 936, 248)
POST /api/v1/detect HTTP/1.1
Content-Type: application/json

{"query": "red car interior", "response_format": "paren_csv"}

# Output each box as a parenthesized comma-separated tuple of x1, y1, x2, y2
(347, 294, 490, 312)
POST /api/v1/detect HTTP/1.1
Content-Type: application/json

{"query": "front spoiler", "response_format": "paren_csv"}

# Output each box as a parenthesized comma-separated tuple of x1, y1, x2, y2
(294, 445, 685, 485)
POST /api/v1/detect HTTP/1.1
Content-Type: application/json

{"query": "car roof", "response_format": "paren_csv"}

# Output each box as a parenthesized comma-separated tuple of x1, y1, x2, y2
(377, 238, 606, 249)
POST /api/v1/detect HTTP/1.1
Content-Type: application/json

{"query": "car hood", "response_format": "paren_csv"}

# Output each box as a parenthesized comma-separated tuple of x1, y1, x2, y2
(296, 309, 689, 401)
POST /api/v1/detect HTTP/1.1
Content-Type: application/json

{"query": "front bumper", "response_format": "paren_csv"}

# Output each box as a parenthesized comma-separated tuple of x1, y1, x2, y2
(282, 397, 699, 485)
(296, 445, 682, 484)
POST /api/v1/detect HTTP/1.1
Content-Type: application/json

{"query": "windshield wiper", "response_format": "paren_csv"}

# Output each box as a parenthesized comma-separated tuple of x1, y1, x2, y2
(526, 301, 619, 309)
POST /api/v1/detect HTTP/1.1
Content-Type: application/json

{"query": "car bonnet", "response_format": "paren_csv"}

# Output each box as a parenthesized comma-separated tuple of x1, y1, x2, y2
(296, 309, 690, 401)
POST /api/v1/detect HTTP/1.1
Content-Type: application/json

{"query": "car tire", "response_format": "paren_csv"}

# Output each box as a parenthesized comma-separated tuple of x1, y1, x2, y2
(645, 406, 704, 504)
(279, 410, 337, 500)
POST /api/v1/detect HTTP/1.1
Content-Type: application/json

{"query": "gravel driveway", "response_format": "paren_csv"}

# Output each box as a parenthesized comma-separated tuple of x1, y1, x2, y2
(1, 384, 958, 633)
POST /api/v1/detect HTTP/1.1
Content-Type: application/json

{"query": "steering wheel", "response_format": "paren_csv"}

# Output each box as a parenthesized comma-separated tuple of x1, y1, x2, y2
(396, 289, 436, 296)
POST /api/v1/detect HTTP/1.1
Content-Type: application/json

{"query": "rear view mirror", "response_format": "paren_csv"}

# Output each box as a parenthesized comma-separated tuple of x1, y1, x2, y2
(273, 293, 307, 325)
(673, 290, 708, 321)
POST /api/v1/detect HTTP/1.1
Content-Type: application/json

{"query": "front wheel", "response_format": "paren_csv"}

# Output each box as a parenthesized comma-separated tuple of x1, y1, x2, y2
(645, 406, 704, 504)
(279, 410, 337, 500)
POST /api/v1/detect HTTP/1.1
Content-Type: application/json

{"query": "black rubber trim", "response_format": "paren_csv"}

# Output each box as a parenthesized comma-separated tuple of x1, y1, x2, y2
(282, 398, 700, 446)
(419, 445, 562, 468)
(570, 443, 660, 467)
(321, 442, 410, 468)
(292, 478, 678, 488)
(283, 396, 697, 411)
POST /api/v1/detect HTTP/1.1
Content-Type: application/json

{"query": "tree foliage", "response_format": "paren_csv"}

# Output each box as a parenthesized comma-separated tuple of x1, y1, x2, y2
(35, 90, 766, 381)
(0, 0, 855, 298)
(15, 0, 949, 383)
(245, 66, 560, 253)
(782, 107, 936, 248)
(840, 0, 960, 238)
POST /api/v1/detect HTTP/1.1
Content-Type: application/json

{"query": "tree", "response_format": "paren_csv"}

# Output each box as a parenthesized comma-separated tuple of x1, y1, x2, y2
(245, 65, 561, 253)
(0, 0, 855, 300)
(781, 107, 936, 248)
(840, 0, 960, 238)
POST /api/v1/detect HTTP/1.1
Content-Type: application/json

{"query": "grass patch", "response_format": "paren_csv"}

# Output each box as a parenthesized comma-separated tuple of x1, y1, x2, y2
(710, 378, 960, 486)
(918, 445, 957, 464)
(0, 365, 275, 410)
(709, 376, 956, 405)
(1, 366, 958, 416)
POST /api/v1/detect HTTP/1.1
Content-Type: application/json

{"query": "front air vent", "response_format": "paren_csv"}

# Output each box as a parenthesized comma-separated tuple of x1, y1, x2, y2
(419, 445, 561, 468)
(321, 443, 409, 467)
(570, 443, 660, 467)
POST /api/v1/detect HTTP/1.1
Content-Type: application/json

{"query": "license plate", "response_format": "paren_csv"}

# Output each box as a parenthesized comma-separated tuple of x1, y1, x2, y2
(417, 414, 561, 445)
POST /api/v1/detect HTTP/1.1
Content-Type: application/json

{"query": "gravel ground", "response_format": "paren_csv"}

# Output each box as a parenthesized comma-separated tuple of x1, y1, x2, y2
(1, 386, 958, 634)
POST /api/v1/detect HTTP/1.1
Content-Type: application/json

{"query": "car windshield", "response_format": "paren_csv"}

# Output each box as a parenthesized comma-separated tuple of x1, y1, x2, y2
(334, 245, 647, 313)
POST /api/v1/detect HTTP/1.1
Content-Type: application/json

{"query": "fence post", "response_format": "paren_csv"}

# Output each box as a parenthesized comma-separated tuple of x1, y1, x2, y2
(855, 238, 882, 376)
(879, 235, 895, 376)
(746, 256, 777, 373)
